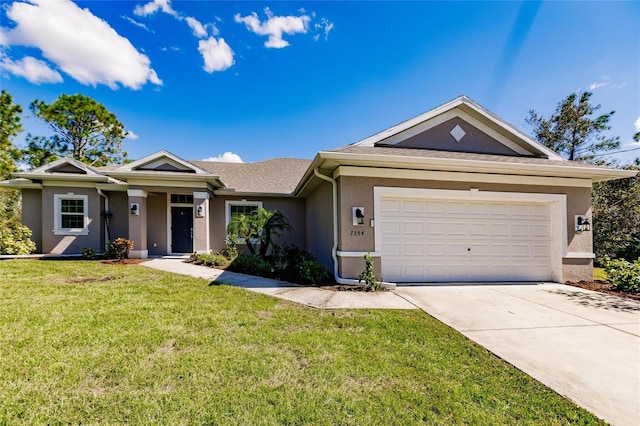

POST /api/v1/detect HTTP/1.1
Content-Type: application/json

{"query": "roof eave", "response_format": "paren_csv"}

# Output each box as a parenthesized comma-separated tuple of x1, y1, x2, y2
(317, 151, 636, 182)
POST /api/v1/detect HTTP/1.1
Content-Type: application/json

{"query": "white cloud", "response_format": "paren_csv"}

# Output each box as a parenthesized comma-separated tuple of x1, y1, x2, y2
(185, 16, 208, 38)
(0, 55, 63, 84)
(198, 37, 234, 73)
(134, 0, 178, 18)
(314, 17, 334, 41)
(635, 117, 640, 133)
(3, 0, 161, 89)
(135, 0, 210, 38)
(234, 8, 310, 48)
(202, 152, 243, 163)
(122, 15, 151, 32)
(125, 130, 139, 140)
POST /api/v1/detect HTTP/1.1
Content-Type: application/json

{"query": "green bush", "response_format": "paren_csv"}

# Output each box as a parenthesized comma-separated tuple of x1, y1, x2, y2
(227, 255, 273, 277)
(106, 238, 134, 260)
(188, 252, 231, 268)
(81, 247, 96, 259)
(604, 258, 640, 293)
(0, 225, 36, 255)
(358, 251, 381, 291)
(297, 258, 332, 285)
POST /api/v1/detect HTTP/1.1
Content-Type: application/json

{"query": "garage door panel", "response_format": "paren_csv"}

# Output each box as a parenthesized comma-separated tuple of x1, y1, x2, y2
(380, 196, 553, 282)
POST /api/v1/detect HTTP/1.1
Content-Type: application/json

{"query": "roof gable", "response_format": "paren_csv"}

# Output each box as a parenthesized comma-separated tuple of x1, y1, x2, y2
(353, 96, 565, 160)
(116, 150, 208, 174)
(29, 157, 103, 175)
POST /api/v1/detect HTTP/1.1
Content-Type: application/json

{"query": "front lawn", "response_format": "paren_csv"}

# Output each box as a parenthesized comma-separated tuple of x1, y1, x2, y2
(0, 260, 604, 424)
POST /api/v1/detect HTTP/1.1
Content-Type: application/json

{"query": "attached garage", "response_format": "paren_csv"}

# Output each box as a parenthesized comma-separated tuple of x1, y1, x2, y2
(374, 187, 566, 283)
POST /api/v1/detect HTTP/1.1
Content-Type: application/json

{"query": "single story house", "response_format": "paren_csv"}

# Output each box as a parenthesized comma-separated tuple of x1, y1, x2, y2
(2, 96, 635, 283)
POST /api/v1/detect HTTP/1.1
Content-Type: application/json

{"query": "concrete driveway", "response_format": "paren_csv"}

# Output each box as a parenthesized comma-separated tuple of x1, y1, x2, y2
(395, 283, 640, 426)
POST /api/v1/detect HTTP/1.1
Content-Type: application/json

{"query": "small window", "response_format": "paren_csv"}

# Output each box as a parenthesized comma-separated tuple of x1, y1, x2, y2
(225, 200, 263, 241)
(54, 194, 88, 235)
(171, 194, 194, 204)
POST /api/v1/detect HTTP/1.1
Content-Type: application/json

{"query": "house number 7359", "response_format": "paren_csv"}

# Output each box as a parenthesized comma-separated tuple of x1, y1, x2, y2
(350, 230, 364, 236)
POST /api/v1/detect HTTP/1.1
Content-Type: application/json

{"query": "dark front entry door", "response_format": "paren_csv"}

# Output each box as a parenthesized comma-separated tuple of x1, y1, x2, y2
(171, 207, 193, 253)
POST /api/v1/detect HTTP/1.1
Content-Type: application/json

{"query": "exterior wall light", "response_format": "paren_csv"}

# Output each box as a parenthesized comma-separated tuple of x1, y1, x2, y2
(196, 204, 204, 218)
(575, 215, 590, 232)
(353, 207, 365, 226)
(130, 203, 140, 215)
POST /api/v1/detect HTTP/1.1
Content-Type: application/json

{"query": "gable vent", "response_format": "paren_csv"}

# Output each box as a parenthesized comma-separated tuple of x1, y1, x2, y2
(450, 124, 466, 142)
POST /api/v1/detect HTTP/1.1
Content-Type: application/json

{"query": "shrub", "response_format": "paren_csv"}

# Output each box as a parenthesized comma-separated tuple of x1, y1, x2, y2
(297, 258, 332, 285)
(188, 252, 231, 268)
(227, 255, 273, 278)
(81, 247, 96, 259)
(605, 258, 640, 293)
(358, 252, 381, 291)
(0, 225, 36, 255)
(106, 238, 134, 260)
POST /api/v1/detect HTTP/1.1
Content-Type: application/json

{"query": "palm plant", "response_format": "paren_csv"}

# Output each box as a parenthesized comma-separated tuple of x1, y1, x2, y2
(226, 207, 293, 258)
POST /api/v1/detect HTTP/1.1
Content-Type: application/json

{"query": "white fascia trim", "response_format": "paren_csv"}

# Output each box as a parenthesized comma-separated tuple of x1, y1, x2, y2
(334, 166, 592, 188)
(564, 252, 596, 259)
(320, 151, 631, 181)
(373, 187, 567, 283)
(193, 191, 210, 199)
(28, 157, 104, 175)
(127, 189, 148, 198)
(117, 150, 209, 174)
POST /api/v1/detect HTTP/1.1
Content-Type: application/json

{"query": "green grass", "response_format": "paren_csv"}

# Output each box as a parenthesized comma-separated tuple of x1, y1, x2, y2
(594, 267, 608, 281)
(0, 260, 604, 425)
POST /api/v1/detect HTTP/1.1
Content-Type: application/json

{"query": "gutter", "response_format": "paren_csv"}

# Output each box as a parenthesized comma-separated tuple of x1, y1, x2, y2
(313, 168, 395, 289)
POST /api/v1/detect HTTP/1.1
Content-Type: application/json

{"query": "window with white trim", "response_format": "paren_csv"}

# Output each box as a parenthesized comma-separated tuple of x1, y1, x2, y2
(225, 200, 263, 242)
(54, 194, 89, 235)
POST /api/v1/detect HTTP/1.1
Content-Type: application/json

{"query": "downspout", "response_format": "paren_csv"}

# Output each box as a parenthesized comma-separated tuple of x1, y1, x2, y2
(97, 189, 110, 246)
(313, 168, 361, 286)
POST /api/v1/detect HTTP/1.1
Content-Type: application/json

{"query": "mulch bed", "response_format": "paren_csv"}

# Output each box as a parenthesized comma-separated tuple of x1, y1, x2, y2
(564, 280, 640, 301)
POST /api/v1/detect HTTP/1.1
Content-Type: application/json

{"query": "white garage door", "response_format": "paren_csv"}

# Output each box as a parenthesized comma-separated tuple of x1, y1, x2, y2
(379, 196, 553, 282)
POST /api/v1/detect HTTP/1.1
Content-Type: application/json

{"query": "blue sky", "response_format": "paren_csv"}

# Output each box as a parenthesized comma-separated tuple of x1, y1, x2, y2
(1, 0, 639, 165)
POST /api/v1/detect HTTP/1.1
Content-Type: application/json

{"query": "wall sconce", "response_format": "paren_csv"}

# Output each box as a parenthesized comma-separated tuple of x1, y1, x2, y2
(352, 207, 365, 226)
(130, 203, 139, 215)
(196, 204, 204, 218)
(575, 215, 590, 232)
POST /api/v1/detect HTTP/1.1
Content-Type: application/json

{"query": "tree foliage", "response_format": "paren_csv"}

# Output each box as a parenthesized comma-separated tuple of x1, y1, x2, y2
(27, 93, 128, 167)
(592, 164, 640, 263)
(0, 90, 35, 254)
(526, 92, 620, 163)
(0, 90, 22, 180)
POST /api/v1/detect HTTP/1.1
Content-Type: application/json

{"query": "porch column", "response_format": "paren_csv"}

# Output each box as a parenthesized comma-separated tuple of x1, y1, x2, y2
(127, 189, 148, 258)
(193, 191, 210, 253)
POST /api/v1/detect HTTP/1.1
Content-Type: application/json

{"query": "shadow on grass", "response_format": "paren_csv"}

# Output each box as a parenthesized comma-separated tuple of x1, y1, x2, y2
(207, 270, 302, 289)
(549, 289, 640, 313)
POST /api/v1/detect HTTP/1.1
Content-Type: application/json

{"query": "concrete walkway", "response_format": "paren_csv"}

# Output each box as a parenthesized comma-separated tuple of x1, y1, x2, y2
(142, 258, 640, 425)
(141, 257, 415, 310)
(396, 284, 640, 426)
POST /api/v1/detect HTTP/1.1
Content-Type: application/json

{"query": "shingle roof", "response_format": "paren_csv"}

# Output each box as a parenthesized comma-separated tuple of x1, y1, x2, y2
(325, 145, 608, 170)
(190, 158, 312, 194)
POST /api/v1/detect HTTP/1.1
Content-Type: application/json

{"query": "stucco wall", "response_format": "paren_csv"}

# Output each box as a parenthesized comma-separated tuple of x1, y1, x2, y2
(395, 116, 519, 156)
(304, 181, 334, 270)
(41, 187, 102, 254)
(209, 195, 306, 254)
(107, 191, 129, 243)
(336, 175, 593, 282)
(147, 193, 167, 255)
(21, 189, 43, 253)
